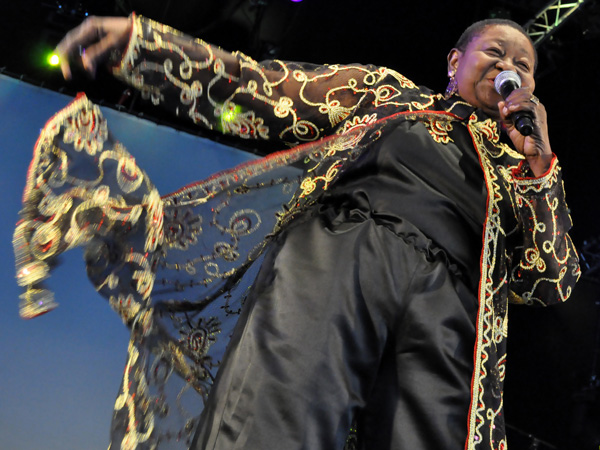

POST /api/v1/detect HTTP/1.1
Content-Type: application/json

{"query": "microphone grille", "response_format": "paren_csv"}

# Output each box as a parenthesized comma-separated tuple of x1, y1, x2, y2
(494, 70, 521, 94)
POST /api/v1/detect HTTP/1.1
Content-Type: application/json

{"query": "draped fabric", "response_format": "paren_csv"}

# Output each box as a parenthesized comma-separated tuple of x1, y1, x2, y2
(190, 207, 478, 450)
(14, 15, 580, 450)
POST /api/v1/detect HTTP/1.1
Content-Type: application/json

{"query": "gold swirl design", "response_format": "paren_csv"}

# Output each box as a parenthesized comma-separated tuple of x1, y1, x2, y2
(423, 118, 454, 144)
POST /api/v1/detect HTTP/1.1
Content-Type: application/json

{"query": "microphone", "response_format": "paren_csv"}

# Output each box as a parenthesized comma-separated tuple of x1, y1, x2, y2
(494, 70, 534, 136)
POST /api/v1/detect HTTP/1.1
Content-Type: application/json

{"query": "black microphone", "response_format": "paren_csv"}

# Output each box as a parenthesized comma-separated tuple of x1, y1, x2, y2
(494, 70, 534, 136)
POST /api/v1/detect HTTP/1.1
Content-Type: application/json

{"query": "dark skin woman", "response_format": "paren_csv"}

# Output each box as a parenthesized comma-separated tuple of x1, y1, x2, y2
(18, 14, 577, 449)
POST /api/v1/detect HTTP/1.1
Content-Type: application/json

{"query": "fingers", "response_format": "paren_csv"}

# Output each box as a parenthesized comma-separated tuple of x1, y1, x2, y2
(55, 16, 131, 79)
(83, 17, 132, 76)
(499, 87, 552, 166)
(56, 17, 101, 79)
(498, 88, 547, 139)
(499, 87, 540, 120)
(80, 30, 123, 77)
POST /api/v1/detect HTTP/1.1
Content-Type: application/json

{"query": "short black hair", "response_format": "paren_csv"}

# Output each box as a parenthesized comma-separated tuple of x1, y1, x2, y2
(454, 19, 538, 71)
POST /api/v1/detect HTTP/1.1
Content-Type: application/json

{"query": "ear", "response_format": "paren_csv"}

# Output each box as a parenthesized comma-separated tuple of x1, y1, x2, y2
(447, 48, 461, 75)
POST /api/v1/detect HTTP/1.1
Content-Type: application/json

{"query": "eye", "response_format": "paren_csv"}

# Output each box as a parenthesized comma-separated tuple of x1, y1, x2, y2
(516, 61, 531, 72)
(486, 47, 503, 56)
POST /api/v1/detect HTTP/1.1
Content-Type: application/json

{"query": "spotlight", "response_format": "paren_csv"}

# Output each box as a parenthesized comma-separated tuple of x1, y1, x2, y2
(221, 104, 242, 123)
(47, 53, 60, 67)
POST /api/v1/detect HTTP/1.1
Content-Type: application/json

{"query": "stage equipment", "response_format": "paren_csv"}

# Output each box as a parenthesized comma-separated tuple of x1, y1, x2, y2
(525, 0, 590, 46)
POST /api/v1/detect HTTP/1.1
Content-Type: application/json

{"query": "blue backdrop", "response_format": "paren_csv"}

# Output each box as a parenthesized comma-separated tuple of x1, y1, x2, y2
(0, 74, 256, 449)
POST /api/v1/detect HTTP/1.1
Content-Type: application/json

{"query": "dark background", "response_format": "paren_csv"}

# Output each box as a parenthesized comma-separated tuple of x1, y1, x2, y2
(1, 1, 599, 448)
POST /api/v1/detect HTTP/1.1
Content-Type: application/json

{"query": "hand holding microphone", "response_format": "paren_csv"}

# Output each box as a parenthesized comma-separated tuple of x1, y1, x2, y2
(494, 70, 554, 177)
(494, 70, 537, 136)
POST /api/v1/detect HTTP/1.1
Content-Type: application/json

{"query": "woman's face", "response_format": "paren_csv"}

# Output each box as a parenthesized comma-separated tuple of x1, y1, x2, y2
(447, 25, 536, 119)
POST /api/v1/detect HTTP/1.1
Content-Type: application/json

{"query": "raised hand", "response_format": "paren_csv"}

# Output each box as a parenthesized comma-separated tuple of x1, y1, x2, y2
(55, 16, 132, 80)
(498, 88, 553, 177)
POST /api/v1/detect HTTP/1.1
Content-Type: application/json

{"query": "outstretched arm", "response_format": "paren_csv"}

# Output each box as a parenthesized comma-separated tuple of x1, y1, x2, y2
(56, 15, 393, 146)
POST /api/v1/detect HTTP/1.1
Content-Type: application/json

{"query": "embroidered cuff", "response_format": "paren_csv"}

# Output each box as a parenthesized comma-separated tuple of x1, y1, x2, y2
(111, 13, 142, 86)
(512, 154, 560, 194)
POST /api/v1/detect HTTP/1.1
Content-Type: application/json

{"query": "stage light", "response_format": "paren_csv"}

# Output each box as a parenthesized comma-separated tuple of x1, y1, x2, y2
(221, 104, 242, 123)
(47, 53, 60, 67)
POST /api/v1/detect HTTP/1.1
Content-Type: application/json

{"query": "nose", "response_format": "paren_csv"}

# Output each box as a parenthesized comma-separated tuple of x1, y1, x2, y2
(496, 59, 517, 73)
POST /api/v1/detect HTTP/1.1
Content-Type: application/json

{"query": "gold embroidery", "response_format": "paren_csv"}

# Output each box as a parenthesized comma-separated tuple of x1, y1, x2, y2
(339, 113, 378, 133)
(19, 16, 578, 450)
(114, 338, 155, 450)
(467, 117, 505, 449)
(114, 15, 441, 146)
(469, 116, 500, 144)
(424, 118, 454, 144)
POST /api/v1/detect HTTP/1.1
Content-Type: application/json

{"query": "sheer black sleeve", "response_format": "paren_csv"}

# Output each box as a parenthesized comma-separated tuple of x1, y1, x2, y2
(112, 15, 406, 146)
(508, 156, 580, 306)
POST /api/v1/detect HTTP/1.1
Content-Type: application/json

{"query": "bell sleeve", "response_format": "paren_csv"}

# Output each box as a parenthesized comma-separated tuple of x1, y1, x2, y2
(508, 155, 580, 306)
(13, 94, 164, 319)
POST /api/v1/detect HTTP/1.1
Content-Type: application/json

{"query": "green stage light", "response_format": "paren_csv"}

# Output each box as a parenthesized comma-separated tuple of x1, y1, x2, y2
(48, 53, 60, 67)
(221, 104, 242, 123)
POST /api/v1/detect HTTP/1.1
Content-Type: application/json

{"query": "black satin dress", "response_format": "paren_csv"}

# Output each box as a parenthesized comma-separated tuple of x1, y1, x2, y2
(191, 113, 487, 449)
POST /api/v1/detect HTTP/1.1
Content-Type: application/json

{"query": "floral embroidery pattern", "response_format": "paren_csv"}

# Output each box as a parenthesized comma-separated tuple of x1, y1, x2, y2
(423, 117, 454, 144)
